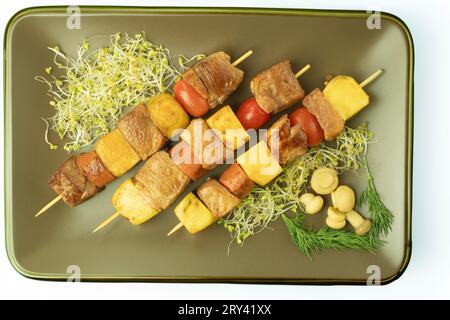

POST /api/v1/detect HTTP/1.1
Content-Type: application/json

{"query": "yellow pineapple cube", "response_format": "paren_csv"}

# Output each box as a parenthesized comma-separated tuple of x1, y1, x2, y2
(112, 178, 159, 225)
(95, 129, 140, 177)
(323, 75, 370, 120)
(174, 192, 216, 234)
(236, 141, 282, 186)
(206, 105, 250, 150)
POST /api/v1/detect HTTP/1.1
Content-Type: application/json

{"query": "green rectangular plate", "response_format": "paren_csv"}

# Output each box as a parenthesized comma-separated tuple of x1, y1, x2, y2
(4, 6, 413, 284)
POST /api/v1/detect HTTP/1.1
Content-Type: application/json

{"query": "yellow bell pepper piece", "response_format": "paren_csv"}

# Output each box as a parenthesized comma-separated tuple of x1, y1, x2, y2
(112, 178, 159, 225)
(146, 93, 189, 138)
(236, 141, 282, 186)
(323, 75, 369, 120)
(174, 192, 216, 234)
(206, 105, 250, 150)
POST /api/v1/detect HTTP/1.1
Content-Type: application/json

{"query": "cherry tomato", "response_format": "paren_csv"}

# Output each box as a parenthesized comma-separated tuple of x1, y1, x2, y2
(236, 98, 271, 130)
(289, 107, 324, 147)
(173, 79, 210, 117)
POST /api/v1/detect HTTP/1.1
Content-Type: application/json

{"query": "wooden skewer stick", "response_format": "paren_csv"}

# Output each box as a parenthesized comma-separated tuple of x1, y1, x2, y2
(92, 212, 121, 233)
(167, 63, 312, 236)
(35, 195, 62, 217)
(359, 69, 383, 88)
(295, 64, 311, 79)
(36, 51, 255, 219)
(232, 50, 253, 67)
(167, 222, 184, 236)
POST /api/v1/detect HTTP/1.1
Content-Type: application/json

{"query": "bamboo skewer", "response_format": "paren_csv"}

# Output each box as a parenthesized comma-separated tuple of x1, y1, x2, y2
(92, 212, 121, 233)
(35, 51, 254, 220)
(232, 50, 253, 67)
(360, 69, 383, 88)
(167, 222, 184, 236)
(295, 64, 311, 79)
(167, 63, 313, 237)
(35, 195, 62, 217)
(166, 67, 384, 237)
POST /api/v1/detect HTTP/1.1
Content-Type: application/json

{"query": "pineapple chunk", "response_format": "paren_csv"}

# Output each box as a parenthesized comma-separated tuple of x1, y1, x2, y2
(95, 129, 140, 177)
(174, 192, 216, 234)
(236, 141, 282, 186)
(112, 178, 159, 225)
(146, 93, 189, 138)
(323, 75, 369, 120)
(206, 105, 250, 150)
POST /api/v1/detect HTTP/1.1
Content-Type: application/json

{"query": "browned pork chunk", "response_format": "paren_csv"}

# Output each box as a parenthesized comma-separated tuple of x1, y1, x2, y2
(48, 157, 100, 207)
(118, 104, 167, 160)
(250, 60, 305, 114)
(302, 88, 345, 141)
(186, 52, 244, 109)
(182, 68, 209, 101)
(134, 151, 190, 211)
(267, 114, 308, 165)
(197, 179, 241, 219)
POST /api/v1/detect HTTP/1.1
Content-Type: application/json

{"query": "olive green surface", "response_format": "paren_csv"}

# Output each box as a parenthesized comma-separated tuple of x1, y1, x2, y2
(4, 7, 413, 283)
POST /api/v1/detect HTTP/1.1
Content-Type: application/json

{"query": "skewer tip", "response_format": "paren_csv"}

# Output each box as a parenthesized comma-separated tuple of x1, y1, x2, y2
(295, 64, 311, 79)
(92, 212, 120, 234)
(35, 195, 62, 218)
(167, 222, 184, 236)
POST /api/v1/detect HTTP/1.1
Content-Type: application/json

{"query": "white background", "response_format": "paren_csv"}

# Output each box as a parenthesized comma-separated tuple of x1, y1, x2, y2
(1, 0, 449, 300)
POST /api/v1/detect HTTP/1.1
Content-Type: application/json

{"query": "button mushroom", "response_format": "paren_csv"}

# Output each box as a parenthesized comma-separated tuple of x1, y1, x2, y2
(299, 193, 324, 214)
(331, 185, 355, 213)
(310, 167, 339, 195)
(325, 207, 346, 229)
(345, 210, 372, 235)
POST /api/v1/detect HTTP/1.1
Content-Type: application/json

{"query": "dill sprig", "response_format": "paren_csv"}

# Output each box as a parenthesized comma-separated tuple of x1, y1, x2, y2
(282, 214, 385, 260)
(357, 157, 394, 242)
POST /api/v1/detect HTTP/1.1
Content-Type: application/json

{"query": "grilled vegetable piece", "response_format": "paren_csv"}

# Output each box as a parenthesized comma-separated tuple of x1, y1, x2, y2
(236, 141, 283, 186)
(267, 114, 308, 165)
(175, 192, 216, 234)
(187, 51, 244, 109)
(174, 79, 210, 117)
(180, 119, 230, 170)
(219, 163, 254, 198)
(206, 105, 250, 150)
(118, 104, 167, 160)
(197, 179, 241, 219)
(112, 178, 159, 225)
(48, 157, 100, 207)
(146, 93, 189, 139)
(250, 60, 304, 114)
(75, 151, 115, 188)
(323, 75, 369, 120)
(134, 151, 190, 211)
(302, 88, 345, 141)
(169, 141, 207, 181)
(289, 107, 324, 147)
(236, 97, 271, 130)
(95, 129, 141, 177)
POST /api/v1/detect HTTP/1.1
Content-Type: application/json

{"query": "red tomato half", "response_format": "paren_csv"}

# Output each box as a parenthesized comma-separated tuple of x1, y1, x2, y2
(289, 107, 324, 147)
(173, 79, 210, 117)
(236, 98, 271, 130)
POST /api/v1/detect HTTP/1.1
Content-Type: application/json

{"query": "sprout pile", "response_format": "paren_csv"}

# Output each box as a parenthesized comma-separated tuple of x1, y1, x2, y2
(35, 33, 204, 151)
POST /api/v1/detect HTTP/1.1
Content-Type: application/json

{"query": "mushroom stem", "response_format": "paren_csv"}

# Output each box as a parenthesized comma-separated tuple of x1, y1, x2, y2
(345, 210, 372, 235)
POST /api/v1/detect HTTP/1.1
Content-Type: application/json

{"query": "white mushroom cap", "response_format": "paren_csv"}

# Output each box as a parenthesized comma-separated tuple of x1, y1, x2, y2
(326, 216, 346, 229)
(331, 185, 355, 213)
